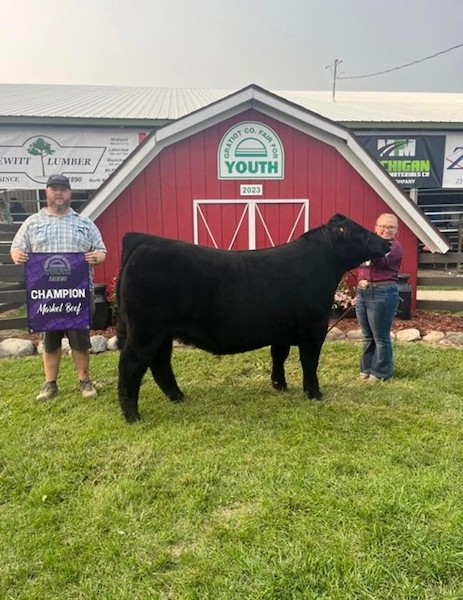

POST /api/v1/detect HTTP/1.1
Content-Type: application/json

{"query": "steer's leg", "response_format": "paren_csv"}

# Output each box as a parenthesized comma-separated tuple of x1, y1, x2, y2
(118, 344, 149, 423)
(149, 338, 184, 402)
(271, 344, 291, 391)
(299, 322, 329, 400)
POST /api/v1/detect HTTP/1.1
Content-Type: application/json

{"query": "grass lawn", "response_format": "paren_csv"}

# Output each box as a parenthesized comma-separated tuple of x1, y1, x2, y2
(1, 342, 463, 599)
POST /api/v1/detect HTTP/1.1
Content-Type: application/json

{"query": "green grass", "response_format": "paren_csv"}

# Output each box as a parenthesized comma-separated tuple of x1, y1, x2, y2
(2, 343, 463, 599)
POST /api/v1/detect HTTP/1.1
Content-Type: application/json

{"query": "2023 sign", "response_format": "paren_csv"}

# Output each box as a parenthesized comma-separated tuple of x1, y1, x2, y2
(240, 184, 263, 196)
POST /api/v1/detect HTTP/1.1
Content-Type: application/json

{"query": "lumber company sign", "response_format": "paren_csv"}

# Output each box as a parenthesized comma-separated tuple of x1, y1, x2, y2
(0, 127, 148, 190)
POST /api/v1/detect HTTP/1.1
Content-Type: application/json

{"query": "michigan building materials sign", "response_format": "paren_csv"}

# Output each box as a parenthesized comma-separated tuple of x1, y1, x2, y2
(218, 122, 284, 179)
(358, 135, 445, 189)
(26, 253, 91, 332)
(0, 127, 148, 190)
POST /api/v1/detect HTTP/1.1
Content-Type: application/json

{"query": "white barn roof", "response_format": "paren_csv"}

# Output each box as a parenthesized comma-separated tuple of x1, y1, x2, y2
(80, 84, 450, 254)
(0, 83, 462, 128)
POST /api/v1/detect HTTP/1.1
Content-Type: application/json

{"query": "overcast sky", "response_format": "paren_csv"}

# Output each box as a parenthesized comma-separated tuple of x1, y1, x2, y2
(2, 0, 462, 92)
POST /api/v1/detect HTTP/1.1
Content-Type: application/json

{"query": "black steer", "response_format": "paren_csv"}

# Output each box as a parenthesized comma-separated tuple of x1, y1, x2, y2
(116, 214, 390, 422)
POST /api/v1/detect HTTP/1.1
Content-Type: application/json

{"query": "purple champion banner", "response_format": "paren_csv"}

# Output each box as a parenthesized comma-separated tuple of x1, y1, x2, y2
(26, 253, 91, 333)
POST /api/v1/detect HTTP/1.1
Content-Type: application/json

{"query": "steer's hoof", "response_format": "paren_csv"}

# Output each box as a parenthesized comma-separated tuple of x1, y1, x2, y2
(169, 392, 185, 403)
(306, 391, 323, 401)
(272, 380, 288, 391)
(124, 411, 141, 423)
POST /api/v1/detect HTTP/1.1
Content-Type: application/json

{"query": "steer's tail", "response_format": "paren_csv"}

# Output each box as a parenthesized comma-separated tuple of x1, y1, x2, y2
(116, 233, 155, 350)
(116, 315, 127, 350)
(115, 266, 127, 350)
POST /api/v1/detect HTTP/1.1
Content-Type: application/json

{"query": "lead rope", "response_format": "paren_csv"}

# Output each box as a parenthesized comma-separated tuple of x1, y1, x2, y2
(327, 305, 355, 333)
(327, 270, 357, 333)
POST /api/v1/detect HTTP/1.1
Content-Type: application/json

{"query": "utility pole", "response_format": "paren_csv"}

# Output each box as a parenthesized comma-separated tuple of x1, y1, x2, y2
(325, 58, 342, 102)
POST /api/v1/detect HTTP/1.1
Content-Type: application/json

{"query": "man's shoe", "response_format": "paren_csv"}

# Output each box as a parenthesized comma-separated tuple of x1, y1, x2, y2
(359, 372, 370, 380)
(36, 381, 59, 401)
(80, 380, 98, 398)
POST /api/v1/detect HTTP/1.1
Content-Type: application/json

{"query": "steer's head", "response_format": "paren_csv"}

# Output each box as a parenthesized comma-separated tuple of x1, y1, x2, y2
(327, 214, 391, 272)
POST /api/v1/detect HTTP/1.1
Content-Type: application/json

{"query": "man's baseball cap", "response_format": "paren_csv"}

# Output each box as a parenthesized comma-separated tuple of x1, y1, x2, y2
(46, 174, 71, 189)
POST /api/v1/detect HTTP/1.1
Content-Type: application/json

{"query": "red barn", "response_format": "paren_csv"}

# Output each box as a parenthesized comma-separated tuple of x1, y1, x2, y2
(82, 85, 449, 308)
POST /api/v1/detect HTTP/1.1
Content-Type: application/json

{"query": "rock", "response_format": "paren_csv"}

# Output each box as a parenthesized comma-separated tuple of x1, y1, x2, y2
(0, 338, 35, 357)
(395, 328, 421, 342)
(346, 329, 363, 340)
(61, 338, 71, 354)
(439, 338, 457, 347)
(90, 335, 108, 353)
(444, 332, 463, 346)
(107, 335, 119, 351)
(422, 330, 445, 343)
(325, 327, 346, 341)
(344, 330, 395, 341)
(37, 337, 71, 355)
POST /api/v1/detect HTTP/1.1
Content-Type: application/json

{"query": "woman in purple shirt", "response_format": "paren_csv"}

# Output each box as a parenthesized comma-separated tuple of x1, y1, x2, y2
(355, 213, 403, 381)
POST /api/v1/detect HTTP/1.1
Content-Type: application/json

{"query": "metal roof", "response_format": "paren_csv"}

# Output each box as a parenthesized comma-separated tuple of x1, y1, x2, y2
(0, 83, 462, 127)
(279, 90, 463, 126)
(0, 84, 230, 121)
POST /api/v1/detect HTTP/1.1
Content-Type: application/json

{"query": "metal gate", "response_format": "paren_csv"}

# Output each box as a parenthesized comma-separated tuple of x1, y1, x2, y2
(193, 199, 309, 249)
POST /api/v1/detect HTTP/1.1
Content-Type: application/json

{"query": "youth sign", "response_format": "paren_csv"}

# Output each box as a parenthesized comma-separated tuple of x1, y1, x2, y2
(218, 122, 284, 179)
(26, 253, 91, 333)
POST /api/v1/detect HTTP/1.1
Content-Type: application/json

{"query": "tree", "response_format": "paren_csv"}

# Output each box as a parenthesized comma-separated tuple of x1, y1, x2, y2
(27, 138, 55, 176)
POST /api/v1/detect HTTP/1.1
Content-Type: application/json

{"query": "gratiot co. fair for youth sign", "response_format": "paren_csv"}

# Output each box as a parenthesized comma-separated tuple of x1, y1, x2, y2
(26, 253, 91, 333)
(218, 122, 284, 179)
(0, 127, 148, 190)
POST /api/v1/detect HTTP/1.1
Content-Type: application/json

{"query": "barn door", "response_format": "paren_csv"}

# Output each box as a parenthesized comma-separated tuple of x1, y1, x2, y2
(193, 199, 309, 250)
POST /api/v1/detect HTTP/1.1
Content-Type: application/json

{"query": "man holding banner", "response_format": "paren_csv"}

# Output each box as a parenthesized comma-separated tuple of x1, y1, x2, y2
(10, 174, 107, 401)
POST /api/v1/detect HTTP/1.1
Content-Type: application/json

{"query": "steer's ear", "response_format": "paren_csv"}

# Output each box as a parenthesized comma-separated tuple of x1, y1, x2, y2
(327, 213, 347, 227)
(327, 216, 352, 243)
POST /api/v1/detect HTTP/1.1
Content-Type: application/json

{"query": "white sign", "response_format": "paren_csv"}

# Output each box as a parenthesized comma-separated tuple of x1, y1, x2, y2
(443, 133, 463, 188)
(240, 184, 263, 196)
(218, 121, 284, 180)
(0, 127, 148, 190)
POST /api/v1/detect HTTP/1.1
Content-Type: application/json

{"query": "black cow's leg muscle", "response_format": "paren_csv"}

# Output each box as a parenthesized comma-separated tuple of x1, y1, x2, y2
(118, 344, 149, 422)
(271, 344, 291, 390)
(149, 338, 184, 402)
(298, 323, 328, 400)
(299, 336, 324, 400)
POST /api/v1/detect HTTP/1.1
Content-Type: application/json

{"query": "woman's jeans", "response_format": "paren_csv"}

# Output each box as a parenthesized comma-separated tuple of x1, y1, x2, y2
(355, 284, 400, 380)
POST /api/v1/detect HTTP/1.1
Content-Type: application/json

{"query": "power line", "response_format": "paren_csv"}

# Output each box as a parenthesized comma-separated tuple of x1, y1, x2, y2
(337, 42, 463, 81)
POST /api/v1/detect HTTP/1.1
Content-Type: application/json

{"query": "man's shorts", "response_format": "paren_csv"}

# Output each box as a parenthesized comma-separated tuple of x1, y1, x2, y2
(42, 330, 91, 353)
(41, 295, 95, 353)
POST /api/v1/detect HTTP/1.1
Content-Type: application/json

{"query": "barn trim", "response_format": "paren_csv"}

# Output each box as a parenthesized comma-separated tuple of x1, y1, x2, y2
(81, 84, 450, 254)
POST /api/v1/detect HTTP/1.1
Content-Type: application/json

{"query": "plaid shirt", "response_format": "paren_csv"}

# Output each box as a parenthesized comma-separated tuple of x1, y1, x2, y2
(11, 208, 106, 254)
